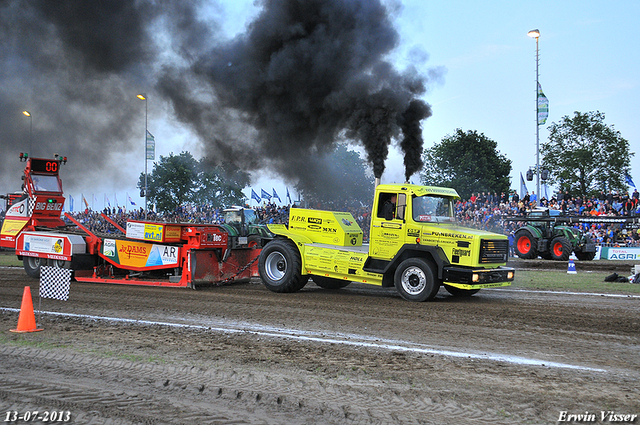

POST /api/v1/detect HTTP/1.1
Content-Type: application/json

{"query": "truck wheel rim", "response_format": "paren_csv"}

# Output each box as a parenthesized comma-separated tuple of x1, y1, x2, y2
(517, 237, 531, 253)
(553, 243, 563, 256)
(265, 252, 287, 281)
(27, 257, 42, 269)
(401, 266, 426, 295)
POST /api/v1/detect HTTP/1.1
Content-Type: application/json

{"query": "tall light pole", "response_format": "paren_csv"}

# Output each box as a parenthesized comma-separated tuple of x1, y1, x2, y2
(528, 29, 540, 206)
(137, 94, 148, 219)
(23, 110, 32, 155)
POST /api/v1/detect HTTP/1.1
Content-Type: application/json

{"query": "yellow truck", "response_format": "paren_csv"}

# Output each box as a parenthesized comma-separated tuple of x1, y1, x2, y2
(258, 183, 514, 301)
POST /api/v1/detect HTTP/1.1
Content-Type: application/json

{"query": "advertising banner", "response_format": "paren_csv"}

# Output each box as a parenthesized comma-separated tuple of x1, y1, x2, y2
(102, 238, 180, 270)
(601, 246, 640, 261)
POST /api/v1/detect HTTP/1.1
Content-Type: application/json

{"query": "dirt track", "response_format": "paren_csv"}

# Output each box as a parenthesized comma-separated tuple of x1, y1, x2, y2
(1, 264, 639, 424)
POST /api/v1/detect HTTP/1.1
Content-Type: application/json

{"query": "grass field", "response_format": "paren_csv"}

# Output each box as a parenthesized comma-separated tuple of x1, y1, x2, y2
(0, 254, 21, 267)
(512, 270, 640, 294)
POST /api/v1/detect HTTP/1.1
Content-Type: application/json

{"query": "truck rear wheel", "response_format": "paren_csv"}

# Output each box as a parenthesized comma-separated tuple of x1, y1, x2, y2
(312, 276, 351, 289)
(258, 239, 308, 293)
(394, 258, 439, 302)
(550, 236, 571, 261)
(514, 230, 538, 259)
(23, 257, 43, 279)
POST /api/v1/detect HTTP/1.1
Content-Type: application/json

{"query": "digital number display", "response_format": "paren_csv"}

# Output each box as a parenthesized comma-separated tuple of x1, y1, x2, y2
(30, 159, 59, 174)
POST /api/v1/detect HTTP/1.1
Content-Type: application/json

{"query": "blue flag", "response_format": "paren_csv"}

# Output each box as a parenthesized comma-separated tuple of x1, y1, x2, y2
(69, 195, 74, 212)
(286, 187, 291, 203)
(272, 188, 281, 202)
(261, 188, 272, 200)
(625, 174, 636, 188)
(251, 189, 261, 203)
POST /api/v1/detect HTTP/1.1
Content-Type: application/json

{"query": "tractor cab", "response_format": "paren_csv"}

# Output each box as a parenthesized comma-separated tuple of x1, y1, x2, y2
(222, 206, 273, 248)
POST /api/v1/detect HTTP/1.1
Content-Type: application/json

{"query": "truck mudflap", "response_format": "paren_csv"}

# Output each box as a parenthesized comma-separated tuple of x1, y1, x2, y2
(442, 266, 515, 290)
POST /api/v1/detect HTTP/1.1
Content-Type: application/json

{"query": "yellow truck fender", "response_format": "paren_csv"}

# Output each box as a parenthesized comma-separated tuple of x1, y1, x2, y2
(266, 224, 313, 274)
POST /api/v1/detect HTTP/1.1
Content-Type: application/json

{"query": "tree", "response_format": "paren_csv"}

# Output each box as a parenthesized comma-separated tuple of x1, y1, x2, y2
(295, 143, 375, 208)
(420, 129, 511, 199)
(196, 160, 251, 208)
(138, 151, 199, 214)
(541, 111, 633, 197)
(138, 152, 252, 214)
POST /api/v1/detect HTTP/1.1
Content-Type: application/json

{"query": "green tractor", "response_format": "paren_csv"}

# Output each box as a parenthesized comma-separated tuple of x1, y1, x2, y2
(220, 206, 274, 249)
(512, 209, 597, 261)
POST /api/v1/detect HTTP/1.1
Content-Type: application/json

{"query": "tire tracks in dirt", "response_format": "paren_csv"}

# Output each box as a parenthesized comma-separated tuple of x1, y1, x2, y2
(1, 344, 514, 425)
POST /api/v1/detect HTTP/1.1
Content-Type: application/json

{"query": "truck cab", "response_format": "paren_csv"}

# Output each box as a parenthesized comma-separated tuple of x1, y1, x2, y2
(258, 183, 514, 301)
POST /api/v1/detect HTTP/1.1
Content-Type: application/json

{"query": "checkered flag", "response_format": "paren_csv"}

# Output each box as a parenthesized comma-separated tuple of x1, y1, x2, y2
(39, 266, 72, 301)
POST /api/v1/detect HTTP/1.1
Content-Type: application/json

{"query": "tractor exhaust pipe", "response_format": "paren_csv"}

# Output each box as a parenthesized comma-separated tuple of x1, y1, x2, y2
(375, 177, 380, 187)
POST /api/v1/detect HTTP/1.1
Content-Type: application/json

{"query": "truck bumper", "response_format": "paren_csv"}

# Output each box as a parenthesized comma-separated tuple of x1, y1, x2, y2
(442, 266, 515, 290)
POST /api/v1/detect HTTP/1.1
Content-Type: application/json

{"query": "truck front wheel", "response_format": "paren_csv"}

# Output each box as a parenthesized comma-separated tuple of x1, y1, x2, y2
(394, 258, 439, 302)
(258, 239, 308, 293)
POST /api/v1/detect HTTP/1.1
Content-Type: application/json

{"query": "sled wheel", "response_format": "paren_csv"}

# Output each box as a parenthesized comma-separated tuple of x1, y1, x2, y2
(23, 257, 43, 279)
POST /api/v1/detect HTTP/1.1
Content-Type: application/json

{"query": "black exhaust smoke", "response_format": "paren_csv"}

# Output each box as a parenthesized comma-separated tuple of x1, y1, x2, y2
(0, 0, 436, 194)
(159, 0, 435, 185)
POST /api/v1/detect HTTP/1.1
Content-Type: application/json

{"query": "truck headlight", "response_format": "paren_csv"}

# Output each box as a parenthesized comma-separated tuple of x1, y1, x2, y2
(472, 273, 479, 283)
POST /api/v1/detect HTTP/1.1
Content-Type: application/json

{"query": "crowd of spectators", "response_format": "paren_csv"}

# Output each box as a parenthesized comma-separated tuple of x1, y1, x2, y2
(454, 189, 640, 247)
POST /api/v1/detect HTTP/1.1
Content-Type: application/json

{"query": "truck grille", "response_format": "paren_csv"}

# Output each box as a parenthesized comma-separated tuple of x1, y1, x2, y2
(479, 239, 508, 264)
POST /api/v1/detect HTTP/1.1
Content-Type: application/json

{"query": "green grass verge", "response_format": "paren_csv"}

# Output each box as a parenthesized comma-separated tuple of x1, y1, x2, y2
(0, 254, 22, 267)
(512, 270, 640, 294)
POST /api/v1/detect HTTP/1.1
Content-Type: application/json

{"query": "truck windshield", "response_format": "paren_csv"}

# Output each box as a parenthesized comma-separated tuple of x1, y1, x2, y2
(31, 174, 61, 193)
(412, 195, 454, 223)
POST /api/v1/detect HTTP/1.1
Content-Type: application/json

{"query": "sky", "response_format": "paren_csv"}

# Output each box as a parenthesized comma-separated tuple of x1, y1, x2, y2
(1, 0, 638, 211)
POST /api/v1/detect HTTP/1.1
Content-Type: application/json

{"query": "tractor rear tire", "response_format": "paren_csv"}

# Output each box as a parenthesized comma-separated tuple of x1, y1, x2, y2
(258, 239, 308, 293)
(394, 258, 440, 302)
(550, 236, 572, 261)
(312, 276, 351, 289)
(514, 230, 538, 259)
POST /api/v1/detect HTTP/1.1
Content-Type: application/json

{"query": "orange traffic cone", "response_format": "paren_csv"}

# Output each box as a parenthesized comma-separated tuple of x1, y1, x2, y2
(10, 286, 43, 333)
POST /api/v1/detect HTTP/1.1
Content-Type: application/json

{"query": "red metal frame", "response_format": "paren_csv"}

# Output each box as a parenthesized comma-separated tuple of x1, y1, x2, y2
(3, 156, 263, 288)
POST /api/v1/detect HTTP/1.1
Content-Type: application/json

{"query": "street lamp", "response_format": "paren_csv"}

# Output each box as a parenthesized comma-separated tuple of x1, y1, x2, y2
(23, 110, 32, 155)
(137, 94, 148, 219)
(528, 29, 541, 206)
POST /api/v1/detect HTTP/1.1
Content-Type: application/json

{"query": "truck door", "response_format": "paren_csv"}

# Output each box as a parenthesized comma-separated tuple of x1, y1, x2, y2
(369, 192, 406, 259)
